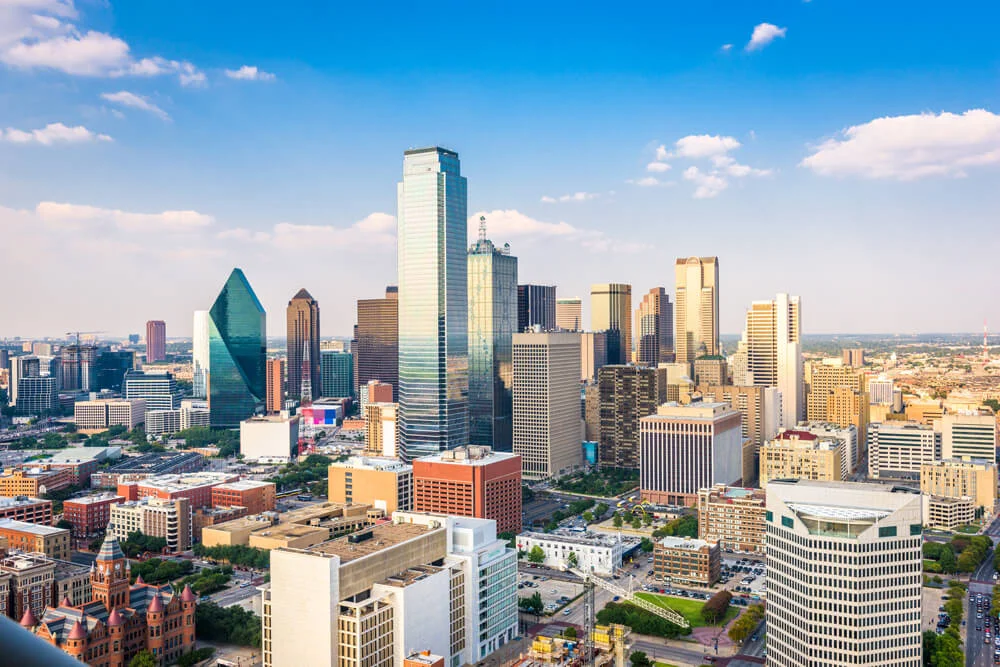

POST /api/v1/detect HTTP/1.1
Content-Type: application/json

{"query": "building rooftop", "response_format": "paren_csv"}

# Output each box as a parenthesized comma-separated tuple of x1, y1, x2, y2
(64, 492, 123, 506)
(775, 430, 818, 441)
(242, 415, 299, 425)
(305, 522, 438, 563)
(519, 530, 632, 547)
(1, 467, 63, 479)
(0, 496, 49, 509)
(105, 451, 204, 474)
(127, 471, 236, 493)
(213, 480, 276, 492)
(657, 535, 714, 550)
(417, 445, 518, 466)
(648, 402, 736, 420)
(331, 456, 412, 473)
(0, 518, 67, 536)
(702, 485, 766, 501)
(405, 651, 446, 665)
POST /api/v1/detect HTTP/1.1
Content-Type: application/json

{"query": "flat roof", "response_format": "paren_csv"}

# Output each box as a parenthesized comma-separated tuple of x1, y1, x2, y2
(213, 480, 275, 492)
(0, 518, 66, 536)
(520, 531, 627, 547)
(131, 472, 236, 493)
(0, 496, 49, 508)
(417, 446, 518, 466)
(332, 457, 412, 473)
(106, 451, 203, 473)
(65, 492, 123, 506)
(657, 535, 713, 550)
(306, 523, 437, 563)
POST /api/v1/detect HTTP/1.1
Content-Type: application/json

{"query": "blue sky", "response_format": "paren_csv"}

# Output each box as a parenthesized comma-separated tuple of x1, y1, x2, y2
(2, 0, 1000, 338)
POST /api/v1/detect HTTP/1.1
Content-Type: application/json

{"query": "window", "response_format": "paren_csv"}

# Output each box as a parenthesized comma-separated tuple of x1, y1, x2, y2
(766, 510, 773, 522)
(879, 526, 897, 538)
(909, 524, 921, 536)
(781, 516, 793, 529)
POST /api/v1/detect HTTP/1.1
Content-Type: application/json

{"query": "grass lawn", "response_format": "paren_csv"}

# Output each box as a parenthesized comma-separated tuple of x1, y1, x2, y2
(633, 592, 739, 628)
(955, 524, 980, 534)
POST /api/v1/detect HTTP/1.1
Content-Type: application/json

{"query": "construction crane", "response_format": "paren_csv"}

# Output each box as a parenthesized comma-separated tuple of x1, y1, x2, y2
(64, 331, 106, 390)
(65, 331, 106, 347)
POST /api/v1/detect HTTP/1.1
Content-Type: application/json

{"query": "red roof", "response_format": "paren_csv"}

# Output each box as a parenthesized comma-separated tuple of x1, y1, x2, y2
(777, 430, 818, 441)
(67, 620, 87, 640)
(107, 607, 124, 627)
(147, 593, 163, 613)
(20, 606, 38, 627)
(181, 584, 196, 603)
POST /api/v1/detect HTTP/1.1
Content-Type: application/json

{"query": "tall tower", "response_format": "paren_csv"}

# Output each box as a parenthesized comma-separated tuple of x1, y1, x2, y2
(468, 217, 518, 451)
(556, 297, 582, 331)
(354, 287, 399, 400)
(674, 257, 719, 363)
(635, 287, 674, 366)
(145, 320, 166, 363)
(91, 532, 130, 611)
(744, 293, 802, 427)
(209, 268, 266, 428)
(397, 147, 469, 461)
(286, 289, 321, 404)
(590, 283, 632, 365)
(192, 310, 210, 398)
(517, 285, 556, 332)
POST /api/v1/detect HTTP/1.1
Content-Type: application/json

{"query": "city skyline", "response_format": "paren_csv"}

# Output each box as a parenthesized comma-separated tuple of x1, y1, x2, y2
(2, 1, 999, 337)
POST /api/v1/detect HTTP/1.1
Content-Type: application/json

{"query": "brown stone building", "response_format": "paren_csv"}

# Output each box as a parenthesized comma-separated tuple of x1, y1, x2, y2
(210, 480, 276, 515)
(63, 494, 124, 537)
(0, 496, 53, 525)
(652, 536, 721, 587)
(0, 519, 70, 560)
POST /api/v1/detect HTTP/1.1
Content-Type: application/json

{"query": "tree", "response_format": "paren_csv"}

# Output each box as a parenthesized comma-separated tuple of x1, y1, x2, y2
(700, 590, 733, 624)
(629, 651, 653, 667)
(129, 651, 157, 667)
(528, 545, 546, 564)
(642, 513, 653, 527)
(630, 516, 642, 530)
(957, 549, 980, 574)
(939, 546, 958, 574)
(728, 604, 765, 643)
(582, 511, 594, 523)
(499, 531, 517, 549)
(519, 592, 543, 615)
(639, 537, 654, 553)
(195, 602, 262, 647)
(563, 626, 577, 639)
(613, 513, 624, 529)
(567, 551, 579, 568)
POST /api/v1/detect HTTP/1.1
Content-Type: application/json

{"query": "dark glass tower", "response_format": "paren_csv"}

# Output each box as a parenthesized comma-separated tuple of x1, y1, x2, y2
(286, 288, 321, 403)
(517, 284, 556, 332)
(209, 268, 266, 428)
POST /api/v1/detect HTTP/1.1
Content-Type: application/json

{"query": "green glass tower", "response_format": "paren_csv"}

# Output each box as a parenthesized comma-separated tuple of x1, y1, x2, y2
(209, 268, 266, 427)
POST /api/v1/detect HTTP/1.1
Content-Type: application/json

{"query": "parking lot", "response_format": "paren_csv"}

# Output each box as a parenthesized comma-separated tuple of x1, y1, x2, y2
(720, 556, 767, 600)
(517, 569, 583, 616)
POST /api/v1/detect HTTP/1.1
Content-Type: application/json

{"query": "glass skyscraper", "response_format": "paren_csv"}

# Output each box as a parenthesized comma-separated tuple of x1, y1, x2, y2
(208, 268, 266, 428)
(320, 350, 354, 398)
(397, 146, 468, 460)
(192, 310, 210, 399)
(468, 224, 517, 451)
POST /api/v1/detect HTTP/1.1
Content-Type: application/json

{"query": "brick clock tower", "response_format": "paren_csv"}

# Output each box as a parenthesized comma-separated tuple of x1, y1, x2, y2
(92, 530, 130, 611)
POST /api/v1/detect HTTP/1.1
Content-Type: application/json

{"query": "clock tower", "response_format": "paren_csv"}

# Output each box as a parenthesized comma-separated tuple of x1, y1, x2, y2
(92, 529, 130, 612)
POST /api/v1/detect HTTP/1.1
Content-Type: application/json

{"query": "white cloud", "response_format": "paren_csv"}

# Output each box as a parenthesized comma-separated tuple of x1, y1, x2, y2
(35, 201, 213, 230)
(674, 134, 741, 158)
(683, 166, 729, 199)
(1, 121, 110, 144)
(100, 90, 169, 120)
(216, 228, 271, 243)
(271, 212, 396, 249)
(540, 191, 599, 203)
(721, 43, 733, 52)
(801, 109, 1000, 180)
(628, 176, 662, 187)
(225, 65, 275, 82)
(711, 154, 773, 177)
(654, 145, 671, 161)
(646, 161, 671, 173)
(746, 23, 787, 51)
(642, 132, 770, 198)
(470, 209, 648, 253)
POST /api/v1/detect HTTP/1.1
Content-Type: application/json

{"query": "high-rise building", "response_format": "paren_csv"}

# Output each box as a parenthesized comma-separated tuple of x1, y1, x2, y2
(868, 374, 894, 406)
(517, 284, 556, 332)
(743, 293, 802, 427)
(697, 485, 767, 555)
(759, 430, 847, 487)
(692, 357, 728, 386)
(9, 356, 40, 406)
(192, 310, 211, 399)
(868, 422, 940, 480)
(580, 331, 608, 383)
(694, 384, 781, 451)
(208, 268, 266, 428)
(674, 257, 719, 363)
(639, 402, 743, 506)
(590, 283, 632, 365)
(320, 350, 354, 398)
(806, 364, 869, 446)
(123, 370, 181, 412)
(327, 456, 413, 512)
(354, 286, 398, 400)
(556, 297, 582, 331)
(842, 348, 865, 367)
(265, 358, 285, 413)
(765, 480, 922, 667)
(286, 288, 321, 404)
(397, 147, 468, 461)
(939, 413, 998, 461)
(635, 287, 673, 366)
(512, 332, 583, 480)
(145, 320, 166, 363)
(598, 365, 665, 469)
(60, 344, 98, 392)
(359, 379, 393, 414)
(364, 402, 398, 457)
(468, 225, 517, 450)
(94, 350, 134, 393)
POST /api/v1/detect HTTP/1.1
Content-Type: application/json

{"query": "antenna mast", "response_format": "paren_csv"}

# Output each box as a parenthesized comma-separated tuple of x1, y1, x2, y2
(478, 215, 487, 243)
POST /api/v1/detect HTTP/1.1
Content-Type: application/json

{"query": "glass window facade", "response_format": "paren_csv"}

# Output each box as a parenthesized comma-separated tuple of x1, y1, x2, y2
(209, 268, 266, 428)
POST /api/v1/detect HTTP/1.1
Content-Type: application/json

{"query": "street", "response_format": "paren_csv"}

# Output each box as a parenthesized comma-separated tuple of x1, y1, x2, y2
(966, 516, 1000, 667)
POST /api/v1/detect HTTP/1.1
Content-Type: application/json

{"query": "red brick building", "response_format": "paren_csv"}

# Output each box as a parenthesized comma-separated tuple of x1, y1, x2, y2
(210, 480, 276, 515)
(412, 446, 522, 534)
(117, 472, 238, 510)
(63, 494, 125, 537)
(0, 496, 53, 525)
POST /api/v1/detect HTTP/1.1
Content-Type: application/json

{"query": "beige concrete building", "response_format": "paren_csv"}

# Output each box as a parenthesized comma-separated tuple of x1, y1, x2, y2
(692, 357, 727, 386)
(905, 399, 944, 425)
(328, 456, 413, 513)
(364, 402, 398, 457)
(590, 284, 631, 365)
(584, 384, 600, 442)
(652, 535, 720, 586)
(806, 364, 869, 446)
(74, 399, 146, 434)
(693, 384, 781, 448)
(697, 485, 767, 554)
(580, 331, 608, 383)
(108, 496, 192, 552)
(674, 257, 719, 363)
(202, 502, 377, 549)
(922, 495, 975, 531)
(556, 297, 582, 332)
(0, 519, 70, 560)
(920, 459, 997, 514)
(759, 430, 845, 487)
(742, 293, 802, 428)
(939, 413, 998, 461)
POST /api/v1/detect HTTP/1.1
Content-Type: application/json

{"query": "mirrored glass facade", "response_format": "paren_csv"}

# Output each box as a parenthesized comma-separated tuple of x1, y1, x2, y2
(397, 147, 468, 460)
(209, 268, 266, 428)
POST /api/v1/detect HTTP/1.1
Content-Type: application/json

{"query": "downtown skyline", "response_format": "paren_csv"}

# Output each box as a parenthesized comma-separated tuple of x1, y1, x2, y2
(3, 0, 1000, 337)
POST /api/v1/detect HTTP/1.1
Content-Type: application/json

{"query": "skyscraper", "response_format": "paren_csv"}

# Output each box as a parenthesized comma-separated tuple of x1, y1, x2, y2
(397, 147, 468, 461)
(286, 288, 321, 404)
(590, 283, 632, 365)
(145, 320, 166, 363)
(9, 356, 40, 406)
(208, 268, 266, 428)
(743, 293, 802, 427)
(266, 358, 285, 413)
(674, 257, 719, 363)
(555, 297, 582, 331)
(598, 365, 666, 469)
(60, 344, 98, 392)
(354, 287, 399, 401)
(320, 350, 354, 398)
(635, 287, 674, 366)
(517, 285, 556, 332)
(467, 221, 517, 451)
(192, 310, 210, 399)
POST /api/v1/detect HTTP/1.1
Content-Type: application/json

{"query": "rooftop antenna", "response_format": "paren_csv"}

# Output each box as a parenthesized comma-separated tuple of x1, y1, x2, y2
(985, 320, 990, 362)
(478, 215, 487, 243)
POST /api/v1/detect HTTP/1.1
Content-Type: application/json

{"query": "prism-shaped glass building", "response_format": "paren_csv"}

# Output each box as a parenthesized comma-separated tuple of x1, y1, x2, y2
(209, 268, 266, 428)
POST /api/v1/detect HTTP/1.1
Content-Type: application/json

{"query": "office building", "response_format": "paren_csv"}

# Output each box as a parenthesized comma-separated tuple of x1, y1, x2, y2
(145, 320, 166, 363)
(145, 403, 210, 436)
(265, 358, 285, 413)
(413, 446, 521, 534)
(359, 379, 394, 414)
(13, 376, 56, 415)
(0, 496, 53, 525)
(597, 365, 665, 469)
(868, 422, 940, 480)
(354, 287, 399, 400)
(328, 456, 413, 513)
(639, 402, 743, 506)
(922, 495, 974, 530)
(365, 402, 398, 457)
(842, 348, 865, 367)
(512, 332, 583, 480)
(765, 480, 922, 667)
(827, 386, 870, 452)
(692, 357, 728, 386)
(868, 374, 895, 405)
(697, 485, 767, 554)
(117, 471, 237, 510)
(287, 288, 321, 404)
(580, 331, 608, 383)
(556, 297, 582, 331)
(192, 309, 211, 398)
(743, 293, 802, 427)
(93, 350, 134, 393)
(211, 480, 277, 515)
(760, 430, 847, 487)
(590, 283, 632, 365)
(202, 502, 376, 550)
(794, 421, 859, 475)
(920, 459, 997, 514)
(515, 531, 632, 575)
(123, 370, 181, 412)
(209, 268, 267, 428)
(0, 550, 92, 621)
(939, 413, 998, 461)
(468, 226, 517, 451)
(0, 467, 72, 497)
(9, 355, 40, 406)
(517, 284, 556, 332)
(0, 519, 70, 560)
(109, 497, 192, 552)
(320, 350, 354, 398)
(74, 399, 145, 434)
(635, 287, 673, 366)
(652, 536, 721, 586)
(397, 147, 469, 460)
(63, 493, 124, 537)
(240, 415, 300, 462)
(806, 364, 869, 443)
(584, 384, 600, 441)
(674, 257, 719, 363)
(60, 344, 98, 392)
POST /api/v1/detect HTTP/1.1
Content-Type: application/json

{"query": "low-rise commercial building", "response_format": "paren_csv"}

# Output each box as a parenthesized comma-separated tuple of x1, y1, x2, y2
(920, 459, 997, 516)
(117, 471, 238, 509)
(922, 495, 975, 531)
(109, 496, 192, 553)
(73, 399, 145, 434)
(0, 496, 53, 525)
(328, 457, 413, 513)
(240, 415, 300, 463)
(868, 422, 940, 480)
(192, 506, 249, 542)
(0, 519, 70, 560)
(201, 503, 377, 550)
(90, 451, 206, 488)
(44, 447, 121, 487)
(759, 430, 846, 487)
(63, 493, 125, 537)
(515, 531, 634, 574)
(0, 467, 72, 497)
(210, 480, 276, 515)
(696, 485, 766, 554)
(652, 536, 720, 587)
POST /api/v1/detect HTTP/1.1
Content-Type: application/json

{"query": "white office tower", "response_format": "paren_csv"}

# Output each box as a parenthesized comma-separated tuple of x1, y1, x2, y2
(192, 310, 210, 399)
(766, 480, 922, 667)
(868, 374, 894, 405)
(743, 293, 802, 427)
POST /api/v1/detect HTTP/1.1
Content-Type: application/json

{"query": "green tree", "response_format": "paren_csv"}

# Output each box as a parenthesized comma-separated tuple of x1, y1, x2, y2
(613, 512, 624, 529)
(939, 546, 957, 574)
(563, 626, 577, 639)
(499, 531, 517, 549)
(528, 545, 546, 564)
(728, 604, 765, 643)
(630, 516, 642, 530)
(639, 537, 654, 553)
(519, 592, 543, 615)
(957, 549, 980, 573)
(701, 590, 733, 624)
(582, 511, 594, 523)
(567, 551, 579, 568)
(195, 602, 262, 647)
(129, 651, 157, 667)
(629, 651, 653, 667)
(177, 648, 216, 667)
(642, 513, 653, 527)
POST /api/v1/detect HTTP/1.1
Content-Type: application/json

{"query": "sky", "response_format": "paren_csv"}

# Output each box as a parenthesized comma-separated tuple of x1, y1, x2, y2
(2, 0, 1000, 339)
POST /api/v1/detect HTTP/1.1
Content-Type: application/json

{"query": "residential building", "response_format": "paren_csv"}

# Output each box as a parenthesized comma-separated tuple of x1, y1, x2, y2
(211, 480, 277, 514)
(265, 358, 285, 414)
(517, 284, 556, 332)
(320, 350, 354, 398)
(515, 531, 634, 574)
(287, 288, 321, 404)
(598, 365, 665, 469)
(192, 309, 210, 399)
(328, 456, 414, 513)
(91, 451, 206, 489)
(123, 370, 181, 412)
(9, 355, 40, 406)
(0, 467, 72, 497)
(759, 430, 847, 487)
(0, 519, 70, 560)
(652, 536, 721, 586)
(63, 493, 124, 537)
(0, 496, 53, 525)
(209, 268, 267, 428)
(74, 398, 145, 433)
(635, 287, 673, 366)
(556, 297, 582, 331)
(842, 348, 865, 367)
(145, 320, 166, 363)
(590, 283, 631, 365)
(240, 415, 300, 462)
(14, 376, 56, 415)
(60, 345, 98, 392)
(639, 402, 743, 506)
(696, 485, 767, 554)
(117, 471, 237, 510)
(868, 422, 940, 480)
(580, 331, 608, 383)
(110, 496, 192, 552)
(0, 551, 92, 621)
(743, 293, 802, 427)
(413, 446, 521, 534)
(765, 480, 922, 667)
(939, 413, 998, 461)
(920, 459, 997, 514)
(674, 257, 719, 363)
(364, 402, 398, 457)
(468, 226, 517, 451)
(692, 357, 727, 386)
(512, 332, 583, 480)
(354, 287, 399, 400)
(397, 147, 469, 461)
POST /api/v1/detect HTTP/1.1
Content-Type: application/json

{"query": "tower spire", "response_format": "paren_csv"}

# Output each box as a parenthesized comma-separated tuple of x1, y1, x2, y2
(479, 215, 487, 243)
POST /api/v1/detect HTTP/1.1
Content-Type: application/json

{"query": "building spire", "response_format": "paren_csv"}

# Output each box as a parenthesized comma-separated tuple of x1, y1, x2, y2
(478, 215, 487, 243)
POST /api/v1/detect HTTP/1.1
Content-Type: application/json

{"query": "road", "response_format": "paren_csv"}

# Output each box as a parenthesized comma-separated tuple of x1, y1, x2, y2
(631, 637, 719, 666)
(966, 516, 1000, 667)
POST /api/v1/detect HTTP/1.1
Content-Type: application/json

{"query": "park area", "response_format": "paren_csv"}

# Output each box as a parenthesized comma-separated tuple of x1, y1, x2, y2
(633, 592, 739, 628)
